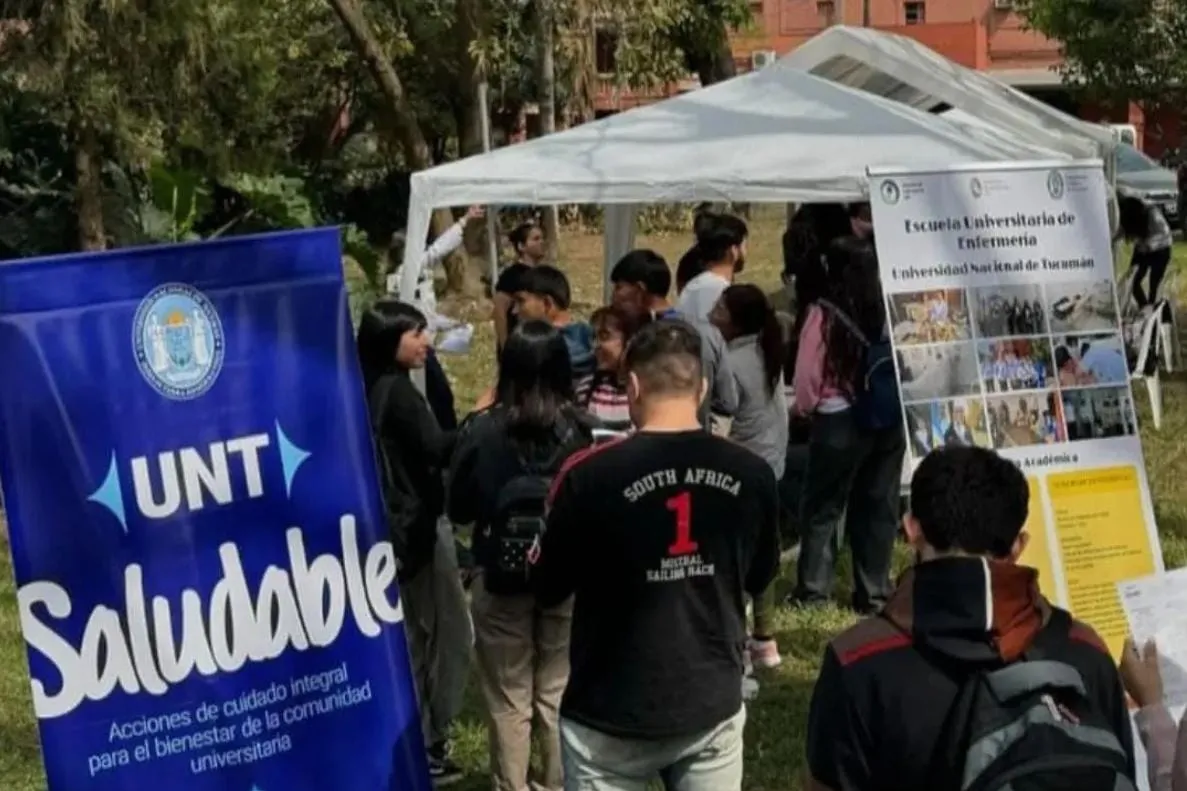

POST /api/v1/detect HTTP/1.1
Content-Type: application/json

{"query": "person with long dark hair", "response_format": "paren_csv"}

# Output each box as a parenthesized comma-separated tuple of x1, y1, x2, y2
(790, 238, 905, 614)
(448, 321, 593, 791)
(777, 204, 852, 554)
(1119, 194, 1174, 308)
(710, 284, 790, 669)
(783, 203, 853, 342)
(357, 300, 470, 784)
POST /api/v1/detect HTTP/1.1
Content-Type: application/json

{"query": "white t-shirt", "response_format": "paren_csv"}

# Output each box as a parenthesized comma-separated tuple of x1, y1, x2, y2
(675, 270, 731, 323)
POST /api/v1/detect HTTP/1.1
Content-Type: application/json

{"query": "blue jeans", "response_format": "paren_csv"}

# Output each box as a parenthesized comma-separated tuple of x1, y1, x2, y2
(560, 707, 746, 791)
(794, 410, 905, 612)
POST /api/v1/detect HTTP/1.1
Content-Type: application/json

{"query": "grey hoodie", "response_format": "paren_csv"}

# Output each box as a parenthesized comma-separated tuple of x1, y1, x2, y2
(725, 334, 788, 478)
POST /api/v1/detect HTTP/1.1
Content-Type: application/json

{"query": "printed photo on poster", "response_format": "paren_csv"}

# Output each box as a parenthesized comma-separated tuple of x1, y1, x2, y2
(987, 392, 1066, 448)
(888, 289, 971, 345)
(1046, 280, 1118, 334)
(896, 343, 981, 401)
(972, 284, 1048, 338)
(1053, 333, 1129, 387)
(1062, 386, 1137, 441)
(977, 337, 1055, 393)
(905, 398, 991, 458)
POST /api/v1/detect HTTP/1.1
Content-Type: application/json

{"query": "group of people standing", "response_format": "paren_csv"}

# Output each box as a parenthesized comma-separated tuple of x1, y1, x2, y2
(357, 202, 907, 790)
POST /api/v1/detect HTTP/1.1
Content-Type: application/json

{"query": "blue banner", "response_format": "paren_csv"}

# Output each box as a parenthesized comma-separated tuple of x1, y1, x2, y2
(0, 230, 431, 791)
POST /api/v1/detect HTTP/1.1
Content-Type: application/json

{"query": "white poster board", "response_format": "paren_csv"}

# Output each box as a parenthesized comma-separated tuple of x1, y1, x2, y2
(869, 160, 1165, 787)
(867, 160, 1163, 657)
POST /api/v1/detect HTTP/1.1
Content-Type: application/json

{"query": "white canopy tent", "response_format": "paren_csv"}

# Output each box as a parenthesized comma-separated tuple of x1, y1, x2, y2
(779, 25, 1114, 161)
(398, 57, 1066, 298)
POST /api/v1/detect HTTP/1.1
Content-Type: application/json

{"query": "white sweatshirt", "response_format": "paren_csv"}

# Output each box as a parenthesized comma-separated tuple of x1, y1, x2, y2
(386, 220, 466, 326)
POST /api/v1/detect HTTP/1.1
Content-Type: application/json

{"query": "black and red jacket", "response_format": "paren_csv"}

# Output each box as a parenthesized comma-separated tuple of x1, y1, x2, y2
(806, 556, 1136, 791)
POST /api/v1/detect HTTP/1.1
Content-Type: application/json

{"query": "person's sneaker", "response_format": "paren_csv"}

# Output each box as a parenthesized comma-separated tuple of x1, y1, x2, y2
(747, 637, 782, 669)
(427, 743, 463, 787)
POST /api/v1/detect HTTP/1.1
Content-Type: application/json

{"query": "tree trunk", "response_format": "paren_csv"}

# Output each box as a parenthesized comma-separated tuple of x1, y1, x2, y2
(567, 0, 596, 125)
(326, 0, 472, 294)
(536, 0, 560, 261)
(445, 0, 497, 295)
(679, 22, 737, 87)
(455, 0, 487, 159)
(75, 125, 106, 252)
(326, 0, 430, 169)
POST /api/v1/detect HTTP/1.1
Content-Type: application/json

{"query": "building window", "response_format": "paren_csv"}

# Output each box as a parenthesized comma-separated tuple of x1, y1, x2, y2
(817, 0, 836, 26)
(594, 29, 618, 75)
(904, 1, 925, 23)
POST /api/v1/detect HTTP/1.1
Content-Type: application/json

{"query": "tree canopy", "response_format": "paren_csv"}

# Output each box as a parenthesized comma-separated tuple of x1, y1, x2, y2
(0, 0, 752, 289)
(1022, 0, 1187, 112)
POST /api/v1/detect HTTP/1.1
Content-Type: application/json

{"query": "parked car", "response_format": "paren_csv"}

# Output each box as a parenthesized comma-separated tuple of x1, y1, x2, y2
(1116, 143, 1180, 231)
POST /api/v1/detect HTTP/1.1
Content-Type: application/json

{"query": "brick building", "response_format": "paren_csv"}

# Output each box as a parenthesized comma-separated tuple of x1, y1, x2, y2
(593, 0, 1177, 157)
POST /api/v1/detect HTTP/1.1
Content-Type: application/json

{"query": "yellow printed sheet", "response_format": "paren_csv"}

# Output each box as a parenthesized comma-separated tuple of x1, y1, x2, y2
(1048, 466, 1156, 659)
(1018, 476, 1057, 600)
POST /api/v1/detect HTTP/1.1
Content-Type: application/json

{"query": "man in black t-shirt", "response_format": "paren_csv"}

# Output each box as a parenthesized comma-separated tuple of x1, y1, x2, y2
(493, 221, 547, 354)
(533, 319, 780, 791)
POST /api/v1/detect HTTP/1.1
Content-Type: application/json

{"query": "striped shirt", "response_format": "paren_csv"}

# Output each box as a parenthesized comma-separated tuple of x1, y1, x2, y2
(581, 373, 632, 432)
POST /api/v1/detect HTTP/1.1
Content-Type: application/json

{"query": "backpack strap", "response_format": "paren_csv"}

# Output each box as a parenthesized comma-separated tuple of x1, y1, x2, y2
(922, 652, 986, 790)
(1024, 608, 1072, 662)
(817, 298, 869, 347)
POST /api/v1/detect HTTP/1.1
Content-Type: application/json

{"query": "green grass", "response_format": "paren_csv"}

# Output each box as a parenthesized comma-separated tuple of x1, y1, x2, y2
(1, 208, 1186, 789)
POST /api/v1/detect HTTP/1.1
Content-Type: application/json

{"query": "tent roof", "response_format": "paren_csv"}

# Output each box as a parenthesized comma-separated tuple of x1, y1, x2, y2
(408, 59, 1065, 212)
(780, 26, 1113, 160)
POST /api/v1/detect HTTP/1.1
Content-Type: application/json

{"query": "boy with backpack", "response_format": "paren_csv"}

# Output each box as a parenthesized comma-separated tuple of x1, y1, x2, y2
(805, 446, 1136, 791)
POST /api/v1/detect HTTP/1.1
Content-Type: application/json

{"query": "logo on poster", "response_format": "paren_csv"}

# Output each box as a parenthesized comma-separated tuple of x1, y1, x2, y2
(1047, 169, 1066, 199)
(879, 180, 901, 205)
(133, 283, 225, 400)
(970, 177, 984, 198)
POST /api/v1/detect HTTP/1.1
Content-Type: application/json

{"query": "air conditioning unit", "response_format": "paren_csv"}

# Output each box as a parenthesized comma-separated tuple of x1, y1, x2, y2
(993, 0, 1013, 9)
(751, 50, 776, 69)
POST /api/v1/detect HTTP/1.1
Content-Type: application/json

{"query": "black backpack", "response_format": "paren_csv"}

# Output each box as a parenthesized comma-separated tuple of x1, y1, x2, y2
(482, 420, 579, 596)
(817, 298, 900, 431)
(926, 610, 1136, 791)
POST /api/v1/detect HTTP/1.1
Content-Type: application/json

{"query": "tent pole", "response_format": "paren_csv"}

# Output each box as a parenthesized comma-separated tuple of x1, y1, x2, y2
(478, 81, 500, 290)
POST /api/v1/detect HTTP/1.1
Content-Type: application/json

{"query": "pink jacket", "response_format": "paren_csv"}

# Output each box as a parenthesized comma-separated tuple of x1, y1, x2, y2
(793, 304, 851, 416)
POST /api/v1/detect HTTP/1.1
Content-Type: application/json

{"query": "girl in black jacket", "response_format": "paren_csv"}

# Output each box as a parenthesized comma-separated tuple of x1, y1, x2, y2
(359, 301, 454, 576)
(357, 299, 469, 783)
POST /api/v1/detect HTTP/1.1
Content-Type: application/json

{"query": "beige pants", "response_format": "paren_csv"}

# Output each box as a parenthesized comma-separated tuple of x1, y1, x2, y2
(471, 573, 573, 791)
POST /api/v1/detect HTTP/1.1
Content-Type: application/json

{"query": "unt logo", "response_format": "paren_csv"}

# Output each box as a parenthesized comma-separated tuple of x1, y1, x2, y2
(87, 423, 312, 530)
